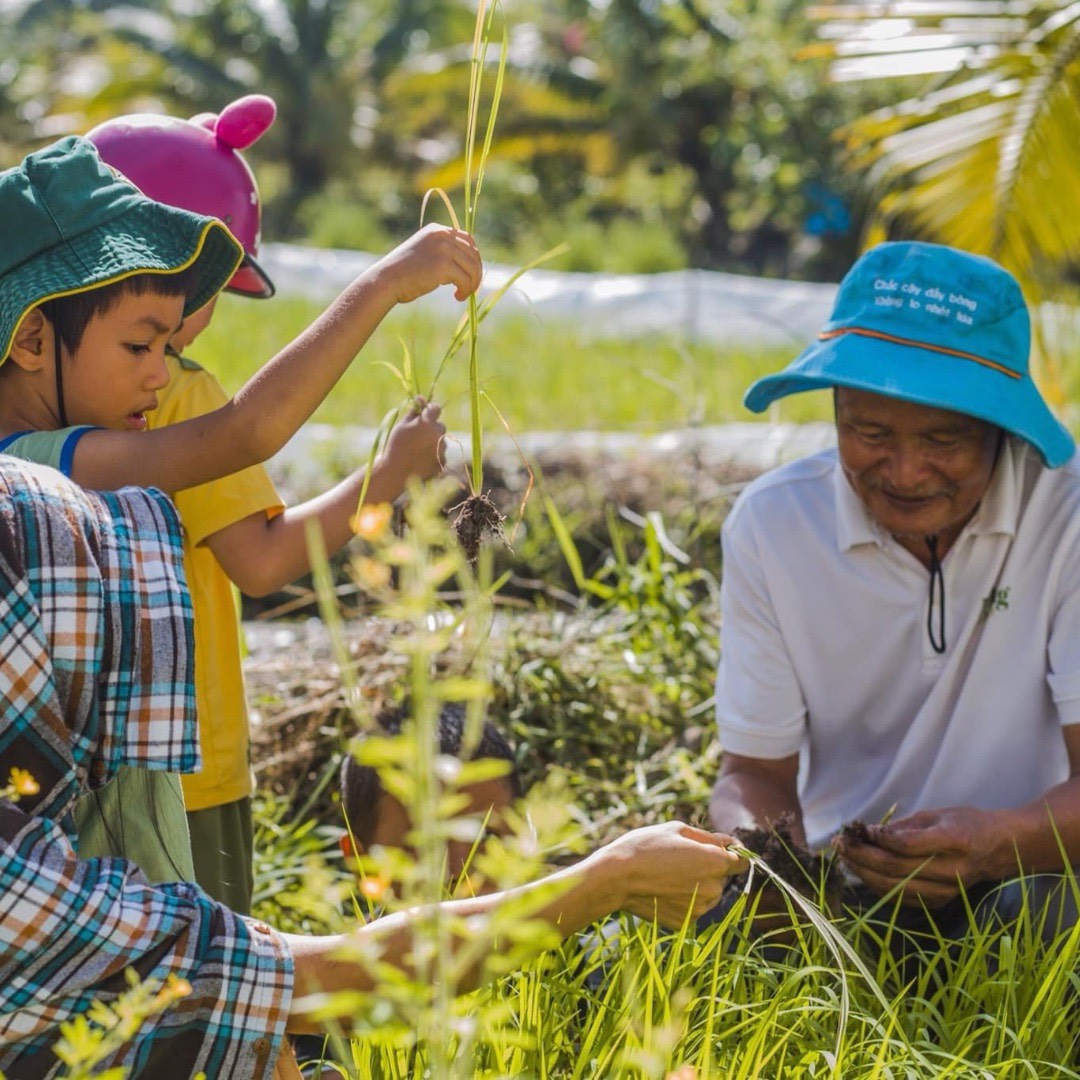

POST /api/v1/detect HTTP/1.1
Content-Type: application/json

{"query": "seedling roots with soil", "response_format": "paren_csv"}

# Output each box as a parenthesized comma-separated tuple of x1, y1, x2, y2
(450, 491, 507, 564)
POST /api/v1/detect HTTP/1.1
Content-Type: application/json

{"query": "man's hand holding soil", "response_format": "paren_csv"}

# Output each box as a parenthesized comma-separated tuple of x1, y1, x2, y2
(836, 807, 1013, 908)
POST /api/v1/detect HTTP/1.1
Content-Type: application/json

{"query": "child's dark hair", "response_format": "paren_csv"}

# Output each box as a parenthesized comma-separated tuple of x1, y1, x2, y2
(38, 266, 200, 355)
(340, 701, 519, 849)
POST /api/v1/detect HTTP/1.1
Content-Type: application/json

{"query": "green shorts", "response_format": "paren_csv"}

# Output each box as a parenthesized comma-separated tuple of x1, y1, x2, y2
(73, 765, 195, 884)
(186, 796, 255, 914)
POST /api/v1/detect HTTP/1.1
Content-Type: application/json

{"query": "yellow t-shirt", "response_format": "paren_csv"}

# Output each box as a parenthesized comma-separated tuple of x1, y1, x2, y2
(149, 352, 284, 811)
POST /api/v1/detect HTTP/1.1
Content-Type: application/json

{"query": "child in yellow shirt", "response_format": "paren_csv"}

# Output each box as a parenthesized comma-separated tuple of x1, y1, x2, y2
(87, 96, 449, 911)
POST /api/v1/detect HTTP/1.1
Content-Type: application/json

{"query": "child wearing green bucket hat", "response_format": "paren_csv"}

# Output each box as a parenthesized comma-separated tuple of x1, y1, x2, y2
(0, 135, 482, 885)
(709, 240, 1080, 952)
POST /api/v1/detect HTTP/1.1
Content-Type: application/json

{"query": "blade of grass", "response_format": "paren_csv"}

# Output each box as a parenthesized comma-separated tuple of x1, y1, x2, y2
(480, 388, 534, 542)
(353, 403, 403, 517)
(469, 12, 508, 227)
(420, 186, 462, 231)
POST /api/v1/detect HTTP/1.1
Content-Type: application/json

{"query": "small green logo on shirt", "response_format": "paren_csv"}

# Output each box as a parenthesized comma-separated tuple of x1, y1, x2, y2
(981, 587, 1010, 617)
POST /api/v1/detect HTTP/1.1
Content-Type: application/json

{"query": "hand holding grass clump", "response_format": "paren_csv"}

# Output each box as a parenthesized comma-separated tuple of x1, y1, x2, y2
(721, 813, 845, 944)
(611, 822, 750, 926)
(376, 397, 446, 489)
(836, 806, 998, 908)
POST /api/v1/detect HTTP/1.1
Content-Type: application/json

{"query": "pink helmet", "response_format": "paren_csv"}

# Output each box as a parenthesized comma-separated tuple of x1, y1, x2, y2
(87, 95, 277, 298)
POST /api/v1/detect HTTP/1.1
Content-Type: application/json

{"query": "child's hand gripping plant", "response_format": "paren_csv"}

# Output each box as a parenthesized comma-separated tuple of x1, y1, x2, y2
(358, 0, 567, 566)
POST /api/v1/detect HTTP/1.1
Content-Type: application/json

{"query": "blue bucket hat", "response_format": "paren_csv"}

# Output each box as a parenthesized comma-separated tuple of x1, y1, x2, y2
(0, 135, 243, 364)
(744, 241, 1075, 468)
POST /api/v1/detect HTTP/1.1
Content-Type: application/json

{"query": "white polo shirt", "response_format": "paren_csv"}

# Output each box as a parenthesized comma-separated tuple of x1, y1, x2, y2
(716, 437, 1080, 850)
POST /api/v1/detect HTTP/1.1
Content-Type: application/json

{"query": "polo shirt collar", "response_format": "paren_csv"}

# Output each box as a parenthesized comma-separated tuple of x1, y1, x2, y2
(834, 435, 1022, 554)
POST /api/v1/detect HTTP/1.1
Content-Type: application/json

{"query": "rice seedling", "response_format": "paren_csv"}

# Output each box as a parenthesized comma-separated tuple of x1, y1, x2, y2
(342, 2, 575, 566)
(419, 0, 510, 563)
(415, 1, 573, 565)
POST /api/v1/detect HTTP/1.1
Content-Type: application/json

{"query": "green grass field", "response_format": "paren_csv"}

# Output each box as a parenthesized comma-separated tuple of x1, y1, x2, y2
(197, 292, 836, 433)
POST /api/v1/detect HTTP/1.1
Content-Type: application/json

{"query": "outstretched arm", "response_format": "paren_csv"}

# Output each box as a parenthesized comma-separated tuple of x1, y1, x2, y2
(283, 822, 746, 1033)
(69, 226, 480, 493)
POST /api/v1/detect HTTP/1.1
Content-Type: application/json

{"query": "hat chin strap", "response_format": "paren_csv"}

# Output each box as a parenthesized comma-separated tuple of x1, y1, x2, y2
(54, 330, 69, 429)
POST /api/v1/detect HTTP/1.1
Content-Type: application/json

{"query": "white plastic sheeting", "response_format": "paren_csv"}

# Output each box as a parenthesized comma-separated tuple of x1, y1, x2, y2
(260, 242, 839, 348)
(267, 421, 837, 504)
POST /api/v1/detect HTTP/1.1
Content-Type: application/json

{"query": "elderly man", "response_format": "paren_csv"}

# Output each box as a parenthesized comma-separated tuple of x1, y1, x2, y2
(709, 240, 1080, 937)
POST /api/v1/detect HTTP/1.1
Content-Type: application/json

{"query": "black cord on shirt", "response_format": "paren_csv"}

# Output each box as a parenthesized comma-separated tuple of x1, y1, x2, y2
(926, 534, 946, 654)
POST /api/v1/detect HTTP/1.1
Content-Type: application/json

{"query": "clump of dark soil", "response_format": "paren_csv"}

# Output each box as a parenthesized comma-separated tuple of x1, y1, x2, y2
(837, 818, 874, 845)
(450, 491, 508, 563)
(724, 812, 843, 915)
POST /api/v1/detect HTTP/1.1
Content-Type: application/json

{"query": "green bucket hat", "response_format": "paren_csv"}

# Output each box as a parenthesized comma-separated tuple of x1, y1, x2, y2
(0, 135, 243, 363)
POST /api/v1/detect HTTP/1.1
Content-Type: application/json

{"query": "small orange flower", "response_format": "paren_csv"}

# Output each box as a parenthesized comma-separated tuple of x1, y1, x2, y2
(153, 975, 193, 1008)
(9, 768, 40, 797)
(358, 874, 390, 902)
(350, 502, 393, 541)
(665, 1067, 697, 1080)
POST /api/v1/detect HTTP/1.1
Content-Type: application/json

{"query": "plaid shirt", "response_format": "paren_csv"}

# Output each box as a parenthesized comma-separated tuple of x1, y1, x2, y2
(0, 458, 292, 1078)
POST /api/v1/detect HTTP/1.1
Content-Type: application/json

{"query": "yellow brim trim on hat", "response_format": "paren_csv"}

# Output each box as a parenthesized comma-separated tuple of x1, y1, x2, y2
(0, 220, 242, 366)
(818, 326, 1022, 380)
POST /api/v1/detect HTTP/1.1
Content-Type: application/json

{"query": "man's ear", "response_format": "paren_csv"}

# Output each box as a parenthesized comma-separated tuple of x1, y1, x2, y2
(8, 310, 49, 373)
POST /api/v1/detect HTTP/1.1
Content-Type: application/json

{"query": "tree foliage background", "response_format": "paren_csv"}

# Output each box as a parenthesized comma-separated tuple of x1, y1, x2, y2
(0, 0, 899, 280)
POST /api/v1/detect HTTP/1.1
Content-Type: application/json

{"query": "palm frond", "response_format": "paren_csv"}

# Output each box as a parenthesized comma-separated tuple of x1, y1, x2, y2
(819, 1, 1080, 287)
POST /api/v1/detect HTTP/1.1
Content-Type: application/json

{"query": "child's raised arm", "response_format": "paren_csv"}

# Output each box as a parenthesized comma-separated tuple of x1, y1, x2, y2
(69, 225, 480, 493)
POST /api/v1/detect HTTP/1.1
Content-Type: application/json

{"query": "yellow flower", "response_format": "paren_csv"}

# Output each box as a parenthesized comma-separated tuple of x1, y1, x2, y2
(151, 975, 193, 1010)
(9, 768, 40, 797)
(350, 502, 393, 541)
